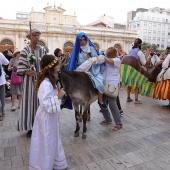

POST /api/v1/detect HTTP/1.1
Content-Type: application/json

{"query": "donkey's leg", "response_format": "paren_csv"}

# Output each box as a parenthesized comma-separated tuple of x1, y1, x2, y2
(79, 105, 83, 122)
(82, 105, 88, 139)
(73, 103, 80, 137)
(87, 105, 90, 121)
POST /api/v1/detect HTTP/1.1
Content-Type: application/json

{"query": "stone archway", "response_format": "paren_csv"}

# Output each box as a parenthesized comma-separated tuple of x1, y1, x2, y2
(63, 41, 74, 53)
(0, 39, 14, 52)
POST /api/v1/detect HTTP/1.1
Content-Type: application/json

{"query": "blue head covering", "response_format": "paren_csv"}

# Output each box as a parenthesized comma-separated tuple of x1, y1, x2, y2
(67, 32, 99, 71)
(98, 51, 105, 55)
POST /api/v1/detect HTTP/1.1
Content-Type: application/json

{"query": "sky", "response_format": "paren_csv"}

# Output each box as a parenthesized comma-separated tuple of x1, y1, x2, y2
(0, 0, 170, 24)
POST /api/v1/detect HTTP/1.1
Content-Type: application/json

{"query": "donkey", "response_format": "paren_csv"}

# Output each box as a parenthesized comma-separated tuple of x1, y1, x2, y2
(121, 56, 162, 82)
(58, 69, 98, 139)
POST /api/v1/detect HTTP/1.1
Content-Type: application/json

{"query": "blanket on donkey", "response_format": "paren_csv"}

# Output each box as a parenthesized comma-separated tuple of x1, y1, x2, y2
(120, 64, 155, 97)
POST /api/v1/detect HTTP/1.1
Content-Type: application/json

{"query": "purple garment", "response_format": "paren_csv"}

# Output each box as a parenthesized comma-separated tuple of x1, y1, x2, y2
(129, 48, 140, 61)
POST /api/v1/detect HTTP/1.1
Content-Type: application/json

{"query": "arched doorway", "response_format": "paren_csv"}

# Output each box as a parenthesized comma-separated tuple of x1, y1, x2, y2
(94, 43, 100, 51)
(39, 40, 46, 46)
(0, 39, 14, 52)
(63, 41, 74, 53)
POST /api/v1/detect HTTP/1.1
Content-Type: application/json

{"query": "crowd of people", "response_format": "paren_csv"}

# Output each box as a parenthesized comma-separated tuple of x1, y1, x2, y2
(0, 28, 170, 169)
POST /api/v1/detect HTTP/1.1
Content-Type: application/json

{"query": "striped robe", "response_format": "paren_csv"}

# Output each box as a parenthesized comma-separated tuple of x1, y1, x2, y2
(17, 45, 47, 131)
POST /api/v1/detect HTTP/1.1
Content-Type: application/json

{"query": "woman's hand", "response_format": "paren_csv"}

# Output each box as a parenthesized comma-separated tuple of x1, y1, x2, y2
(57, 88, 66, 99)
(25, 70, 35, 76)
(8, 64, 13, 71)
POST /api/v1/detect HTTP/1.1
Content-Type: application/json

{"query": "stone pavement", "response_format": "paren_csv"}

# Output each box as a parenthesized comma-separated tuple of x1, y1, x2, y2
(0, 90, 170, 170)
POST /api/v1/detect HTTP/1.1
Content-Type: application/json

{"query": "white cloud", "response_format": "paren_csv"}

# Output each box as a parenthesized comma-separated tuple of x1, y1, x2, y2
(0, 0, 169, 24)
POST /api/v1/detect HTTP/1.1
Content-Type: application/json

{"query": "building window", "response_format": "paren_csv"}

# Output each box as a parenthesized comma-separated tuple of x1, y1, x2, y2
(148, 37, 151, 40)
(157, 18, 159, 21)
(153, 30, 156, 33)
(157, 38, 160, 41)
(144, 22, 147, 26)
(161, 44, 164, 48)
(137, 23, 140, 27)
(158, 31, 161, 35)
(64, 42, 74, 47)
(153, 37, 156, 40)
(144, 29, 147, 33)
(152, 17, 154, 20)
(153, 24, 156, 27)
(168, 39, 170, 42)
(0, 39, 13, 45)
(168, 32, 170, 35)
(158, 24, 161, 27)
(148, 23, 152, 27)
(133, 24, 136, 28)
(0, 39, 14, 53)
(162, 31, 165, 36)
(157, 44, 160, 47)
(162, 25, 165, 28)
(148, 30, 151, 33)
(162, 38, 165, 42)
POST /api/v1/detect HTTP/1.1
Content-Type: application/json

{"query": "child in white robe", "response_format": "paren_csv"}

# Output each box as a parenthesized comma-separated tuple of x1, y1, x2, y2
(29, 54, 68, 170)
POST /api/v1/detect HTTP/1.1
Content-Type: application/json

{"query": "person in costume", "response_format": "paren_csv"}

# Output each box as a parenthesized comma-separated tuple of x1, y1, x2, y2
(148, 49, 160, 67)
(127, 38, 150, 104)
(68, 32, 107, 109)
(17, 28, 47, 136)
(0, 52, 9, 121)
(29, 54, 68, 170)
(154, 47, 170, 108)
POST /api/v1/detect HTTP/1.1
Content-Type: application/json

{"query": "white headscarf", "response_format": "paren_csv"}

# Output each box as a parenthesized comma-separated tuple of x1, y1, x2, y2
(80, 41, 91, 53)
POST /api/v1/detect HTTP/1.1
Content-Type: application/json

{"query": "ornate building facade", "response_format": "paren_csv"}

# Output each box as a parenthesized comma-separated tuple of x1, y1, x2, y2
(0, 5, 137, 54)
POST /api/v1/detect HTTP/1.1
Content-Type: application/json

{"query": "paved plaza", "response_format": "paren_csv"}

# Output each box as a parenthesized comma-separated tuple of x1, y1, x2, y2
(0, 90, 170, 170)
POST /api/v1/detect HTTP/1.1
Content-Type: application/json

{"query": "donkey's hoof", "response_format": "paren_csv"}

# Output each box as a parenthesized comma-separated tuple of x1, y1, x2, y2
(82, 133, 86, 139)
(74, 132, 79, 137)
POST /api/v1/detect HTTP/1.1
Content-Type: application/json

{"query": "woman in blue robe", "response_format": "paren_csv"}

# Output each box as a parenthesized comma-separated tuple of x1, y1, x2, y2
(68, 32, 107, 109)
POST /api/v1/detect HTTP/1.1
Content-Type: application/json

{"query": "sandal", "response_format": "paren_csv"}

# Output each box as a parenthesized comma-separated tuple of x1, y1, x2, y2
(126, 98, 133, 102)
(134, 100, 142, 104)
(98, 102, 108, 109)
(100, 120, 112, 125)
(11, 106, 16, 111)
(113, 124, 122, 131)
(120, 110, 124, 116)
(163, 104, 170, 109)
